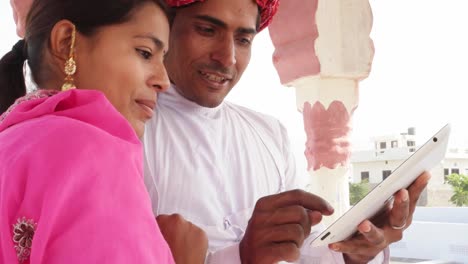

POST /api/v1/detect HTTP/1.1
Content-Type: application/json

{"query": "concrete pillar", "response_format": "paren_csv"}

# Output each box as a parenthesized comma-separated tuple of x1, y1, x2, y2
(269, 0, 374, 225)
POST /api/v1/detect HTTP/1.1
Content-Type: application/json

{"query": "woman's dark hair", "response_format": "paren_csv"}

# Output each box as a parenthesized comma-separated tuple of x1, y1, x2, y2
(0, 0, 173, 114)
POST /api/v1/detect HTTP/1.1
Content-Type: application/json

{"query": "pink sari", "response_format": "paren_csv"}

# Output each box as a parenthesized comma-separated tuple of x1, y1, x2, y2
(0, 89, 174, 263)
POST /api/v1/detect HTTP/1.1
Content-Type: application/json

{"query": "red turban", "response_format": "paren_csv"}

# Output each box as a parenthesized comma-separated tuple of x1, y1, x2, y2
(166, 0, 279, 31)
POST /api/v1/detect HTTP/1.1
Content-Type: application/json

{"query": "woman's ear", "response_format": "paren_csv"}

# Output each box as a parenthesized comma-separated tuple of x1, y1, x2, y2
(49, 20, 76, 65)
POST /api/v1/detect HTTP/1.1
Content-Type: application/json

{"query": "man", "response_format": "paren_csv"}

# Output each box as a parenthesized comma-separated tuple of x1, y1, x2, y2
(143, 0, 430, 263)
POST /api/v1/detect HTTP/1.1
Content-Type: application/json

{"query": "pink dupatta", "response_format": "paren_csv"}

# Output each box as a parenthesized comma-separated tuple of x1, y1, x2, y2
(0, 89, 174, 263)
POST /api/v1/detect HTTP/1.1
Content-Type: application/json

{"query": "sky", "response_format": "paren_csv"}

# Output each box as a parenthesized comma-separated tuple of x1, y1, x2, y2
(1, 0, 468, 172)
(232, 0, 468, 167)
(232, 0, 468, 149)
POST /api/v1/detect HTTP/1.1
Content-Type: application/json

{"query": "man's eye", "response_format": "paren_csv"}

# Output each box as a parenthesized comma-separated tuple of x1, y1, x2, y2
(196, 26, 215, 35)
(137, 49, 152, 60)
(238, 38, 252, 46)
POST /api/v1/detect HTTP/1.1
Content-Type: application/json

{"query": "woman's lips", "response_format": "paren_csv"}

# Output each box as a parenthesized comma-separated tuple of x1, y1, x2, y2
(136, 99, 156, 118)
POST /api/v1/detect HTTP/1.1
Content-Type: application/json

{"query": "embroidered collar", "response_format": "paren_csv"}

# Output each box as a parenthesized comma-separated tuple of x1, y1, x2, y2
(0, 90, 59, 123)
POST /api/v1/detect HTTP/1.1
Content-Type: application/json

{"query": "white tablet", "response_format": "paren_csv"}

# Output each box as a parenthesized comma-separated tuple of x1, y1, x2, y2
(310, 123, 451, 247)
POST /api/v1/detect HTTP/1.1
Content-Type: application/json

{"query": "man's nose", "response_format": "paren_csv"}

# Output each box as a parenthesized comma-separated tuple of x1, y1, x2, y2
(210, 36, 236, 67)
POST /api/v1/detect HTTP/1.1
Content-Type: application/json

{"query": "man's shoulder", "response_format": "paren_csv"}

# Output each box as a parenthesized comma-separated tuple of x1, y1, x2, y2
(224, 101, 288, 137)
(224, 101, 281, 124)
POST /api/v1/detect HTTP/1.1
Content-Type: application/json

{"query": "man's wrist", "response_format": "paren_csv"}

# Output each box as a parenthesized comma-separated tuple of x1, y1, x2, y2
(343, 253, 373, 264)
(206, 243, 242, 264)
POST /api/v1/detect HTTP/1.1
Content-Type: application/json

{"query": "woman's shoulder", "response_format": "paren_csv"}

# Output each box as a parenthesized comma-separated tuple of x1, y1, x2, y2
(0, 107, 141, 178)
(32, 117, 140, 167)
(0, 89, 142, 192)
(0, 110, 143, 201)
(0, 89, 139, 145)
(2, 112, 127, 152)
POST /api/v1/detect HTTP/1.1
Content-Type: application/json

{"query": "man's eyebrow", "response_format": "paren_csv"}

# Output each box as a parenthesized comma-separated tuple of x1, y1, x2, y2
(134, 35, 165, 51)
(237, 27, 257, 35)
(194, 15, 257, 35)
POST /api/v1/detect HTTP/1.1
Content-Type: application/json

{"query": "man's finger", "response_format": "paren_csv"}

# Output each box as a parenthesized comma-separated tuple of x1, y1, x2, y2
(389, 189, 409, 231)
(268, 223, 306, 248)
(269, 205, 310, 227)
(330, 221, 384, 256)
(329, 237, 368, 255)
(307, 210, 324, 227)
(407, 172, 431, 215)
(267, 242, 301, 263)
(255, 189, 334, 215)
(357, 220, 385, 246)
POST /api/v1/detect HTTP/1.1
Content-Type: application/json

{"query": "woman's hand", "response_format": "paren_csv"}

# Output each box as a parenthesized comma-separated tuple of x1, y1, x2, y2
(157, 214, 208, 264)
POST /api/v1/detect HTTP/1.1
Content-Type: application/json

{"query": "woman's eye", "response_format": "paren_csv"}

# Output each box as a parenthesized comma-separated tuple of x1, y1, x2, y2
(137, 49, 152, 60)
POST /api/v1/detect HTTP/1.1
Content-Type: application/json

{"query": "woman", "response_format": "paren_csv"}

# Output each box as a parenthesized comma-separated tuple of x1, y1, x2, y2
(0, 0, 207, 263)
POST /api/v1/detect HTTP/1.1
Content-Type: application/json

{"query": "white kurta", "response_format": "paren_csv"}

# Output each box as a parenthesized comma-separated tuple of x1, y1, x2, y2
(143, 86, 387, 264)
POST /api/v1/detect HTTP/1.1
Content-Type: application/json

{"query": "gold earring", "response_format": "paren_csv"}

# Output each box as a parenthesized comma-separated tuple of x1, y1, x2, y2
(61, 25, 77, 91)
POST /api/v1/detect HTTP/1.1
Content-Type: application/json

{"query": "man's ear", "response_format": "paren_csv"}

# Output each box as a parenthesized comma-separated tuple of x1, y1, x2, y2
(49, 20, 76, 65)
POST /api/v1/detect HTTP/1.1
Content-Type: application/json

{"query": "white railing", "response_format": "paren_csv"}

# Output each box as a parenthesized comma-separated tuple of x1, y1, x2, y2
(390, 207, 468, 263)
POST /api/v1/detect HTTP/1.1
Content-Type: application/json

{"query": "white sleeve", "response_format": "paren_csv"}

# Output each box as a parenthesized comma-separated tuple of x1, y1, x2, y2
(205, 243, 242, 264)
(142, 129, 161, 216)
(298, 247, 389, 263)
(279, 123, 306, 191)
(204, 242, 389, 264)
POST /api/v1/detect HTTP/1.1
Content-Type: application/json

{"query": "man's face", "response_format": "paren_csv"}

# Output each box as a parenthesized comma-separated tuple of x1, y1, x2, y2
(164, 0, 258, 107)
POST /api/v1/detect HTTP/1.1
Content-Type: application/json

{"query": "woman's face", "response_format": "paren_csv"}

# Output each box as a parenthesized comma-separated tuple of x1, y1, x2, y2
(74, 2, 170, 138)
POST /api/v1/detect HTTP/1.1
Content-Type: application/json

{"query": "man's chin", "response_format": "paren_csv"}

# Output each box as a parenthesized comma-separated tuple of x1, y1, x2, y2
(198, 100, 223, 108)
(196, 95, 224, 108)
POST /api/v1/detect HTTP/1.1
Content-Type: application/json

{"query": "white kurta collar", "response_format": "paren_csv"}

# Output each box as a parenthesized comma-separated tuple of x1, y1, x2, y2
(159, 85, 224, 119)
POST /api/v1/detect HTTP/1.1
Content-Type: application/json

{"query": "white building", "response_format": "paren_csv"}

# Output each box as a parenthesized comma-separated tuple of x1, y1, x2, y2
(351, 128, 468, 206)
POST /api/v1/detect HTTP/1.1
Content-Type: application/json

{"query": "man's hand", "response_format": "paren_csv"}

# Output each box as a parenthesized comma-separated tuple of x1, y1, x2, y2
(239, 189, 334, 264)
(329, 172, 431, 264)
(157, 214, 208, 264)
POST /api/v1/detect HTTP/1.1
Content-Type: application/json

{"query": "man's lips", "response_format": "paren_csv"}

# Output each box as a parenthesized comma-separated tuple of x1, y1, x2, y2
(199, 70, 232, 84)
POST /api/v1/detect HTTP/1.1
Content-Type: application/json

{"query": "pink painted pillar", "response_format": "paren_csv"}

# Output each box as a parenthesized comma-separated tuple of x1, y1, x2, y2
(10, 0, 34, 38)
(269, 0, 374, 225)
